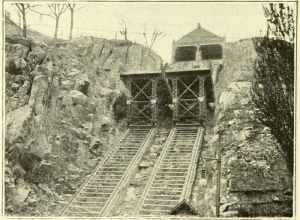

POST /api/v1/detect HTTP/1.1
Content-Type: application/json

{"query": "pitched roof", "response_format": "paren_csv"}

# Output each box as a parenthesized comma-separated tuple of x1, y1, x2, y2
(170, 199, 198, 215)
(176, 23, 224, 45)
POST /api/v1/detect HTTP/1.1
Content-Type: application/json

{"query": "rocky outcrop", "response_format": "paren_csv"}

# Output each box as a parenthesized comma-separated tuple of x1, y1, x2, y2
(6, 105, 32, 146)
(217, 81, 292, 217)
(194, 39, 292, 217)
(5, 33, 162, 215)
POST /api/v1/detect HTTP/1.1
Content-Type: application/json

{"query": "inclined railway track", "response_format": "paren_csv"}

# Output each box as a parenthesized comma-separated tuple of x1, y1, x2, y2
(138, 125, 204, 215)
(61, 126, 156, 217)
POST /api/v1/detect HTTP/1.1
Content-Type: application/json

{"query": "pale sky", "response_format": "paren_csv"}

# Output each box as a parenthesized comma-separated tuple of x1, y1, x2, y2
(5, 2, 296, 62)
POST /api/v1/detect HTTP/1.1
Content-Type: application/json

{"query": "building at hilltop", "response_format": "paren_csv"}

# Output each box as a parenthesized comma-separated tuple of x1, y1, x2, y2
(121, 23, 225, 125)
(172, 23, 225, 63)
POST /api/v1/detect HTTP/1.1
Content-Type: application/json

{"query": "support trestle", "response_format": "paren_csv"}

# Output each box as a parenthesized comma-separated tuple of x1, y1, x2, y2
(126, 77, 159, 126)
(124, 73, 208, 125)
(169, 75, 207, 124)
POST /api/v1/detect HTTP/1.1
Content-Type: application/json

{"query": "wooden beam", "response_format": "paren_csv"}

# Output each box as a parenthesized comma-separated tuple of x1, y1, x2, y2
(131, 79, 152, 100)
(128, 78, 154, 124)
(171, 78, 178, 124)
(178, 77, 199, 100)
(126, 79, 132, 124)
(198, 76, 206, 120)
(151, 78, 158, 125)
(131, 103, 152, 122)
(178, 101, 198, 119)
(161, 64, 173, 97)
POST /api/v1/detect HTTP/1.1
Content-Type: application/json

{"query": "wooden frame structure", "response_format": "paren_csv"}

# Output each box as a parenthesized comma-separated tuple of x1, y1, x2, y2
(124, 76, 159, 126)
(167, 72, 208, 125)
(121, 68, 211, 126)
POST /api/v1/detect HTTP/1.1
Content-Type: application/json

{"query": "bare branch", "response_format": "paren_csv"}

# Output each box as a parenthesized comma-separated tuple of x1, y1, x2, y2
(15, 3, 23, 13)
(47, 4, 68, 39)
(58, 4, 68, 16)
(141, 27, 165, 49)
(119, 19, 128, 41)
(28, 7, 53, 18)
(47, 4, 57, 16)
(67, 3, 76, 40)
(67, 3, 76, 10)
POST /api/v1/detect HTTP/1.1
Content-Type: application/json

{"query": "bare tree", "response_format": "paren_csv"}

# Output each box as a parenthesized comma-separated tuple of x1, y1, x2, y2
(120, 20, 128, 41)
(14, 4, 42, 38)
(142, 26, 165, 49)
(14, 3, 34, 38)
(67, 3, 76, 40)
(47, 4, 68, 39)
(140, 26, 165, 67)
(17, 10, 22, 27)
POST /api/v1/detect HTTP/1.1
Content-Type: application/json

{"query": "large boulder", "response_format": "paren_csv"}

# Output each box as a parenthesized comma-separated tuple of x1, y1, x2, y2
(27, 46, 46, 67)
(124, 186, 136, 202)
(219, 91, 237, 110)
(61, 79, 75, 90)
(219, 81, 251, 110)
(68, 90, 88, 106)
(11, 179, 31, 205)
(74, 73, 90, 95)
(5, 58, 27, 75)
(29, 74, 49, 114)
(6, 105, 32, 146)
(5, 43, 30, 59)
(228, 81, 251, 96)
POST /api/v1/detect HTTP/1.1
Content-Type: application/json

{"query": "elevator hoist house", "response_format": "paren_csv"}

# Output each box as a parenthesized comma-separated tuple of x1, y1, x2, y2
(121, 23, 225, 126)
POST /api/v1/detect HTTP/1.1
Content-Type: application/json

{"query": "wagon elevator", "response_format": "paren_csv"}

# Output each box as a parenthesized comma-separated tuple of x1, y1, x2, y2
(61, 23, 224, 217)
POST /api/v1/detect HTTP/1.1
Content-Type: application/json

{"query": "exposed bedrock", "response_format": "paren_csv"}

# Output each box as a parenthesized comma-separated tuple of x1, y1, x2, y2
(192, 39, 292, 217)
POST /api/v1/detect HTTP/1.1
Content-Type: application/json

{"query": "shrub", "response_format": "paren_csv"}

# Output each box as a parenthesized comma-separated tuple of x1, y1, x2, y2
(252, 38, 294, 174)
(251, 3, 295, 175)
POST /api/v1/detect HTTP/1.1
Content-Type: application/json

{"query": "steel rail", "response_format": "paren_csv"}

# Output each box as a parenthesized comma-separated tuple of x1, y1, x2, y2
(136, 128, 176, 214)
(180, 127, 205, 201)
(61, 127, 155, 217)
(60, 129, 130, 216)
(138, 125, 203, 215)
(99, 127, 156, 216)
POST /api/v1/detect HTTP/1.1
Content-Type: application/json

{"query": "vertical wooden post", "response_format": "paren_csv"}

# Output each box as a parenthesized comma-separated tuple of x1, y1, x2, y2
(126, 79, 132, 125)
(198, 76, 205, 122)
(151, 78, 158, 125)
(216, 151, 221, 217)
(171, 78, 178, 124)
(216, 130, 223, 217)
(171, 40, 176, 63)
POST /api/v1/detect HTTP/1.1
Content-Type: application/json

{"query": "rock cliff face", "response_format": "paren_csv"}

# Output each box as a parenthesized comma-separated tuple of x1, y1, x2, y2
(192, 39, 292, 217)
(5, 23, 162, 215)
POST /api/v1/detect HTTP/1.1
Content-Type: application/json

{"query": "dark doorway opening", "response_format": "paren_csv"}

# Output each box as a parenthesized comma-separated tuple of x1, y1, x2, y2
(157, 79, 173, 126)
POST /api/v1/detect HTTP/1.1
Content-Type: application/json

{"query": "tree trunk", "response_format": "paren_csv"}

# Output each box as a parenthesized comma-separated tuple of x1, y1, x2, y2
(22, 13, 27, 38)
(69, 8, 74, 40)
(17, 12, 21, 27)
(54, 16, 60, 39)
(21, 5, 27, 38)
(124, 30, 128, 41)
